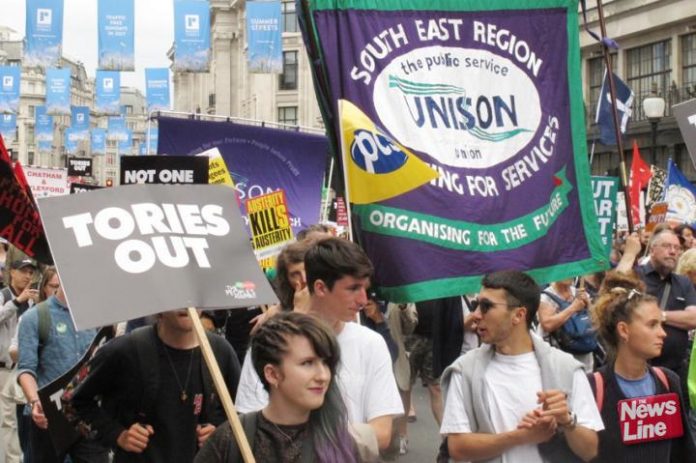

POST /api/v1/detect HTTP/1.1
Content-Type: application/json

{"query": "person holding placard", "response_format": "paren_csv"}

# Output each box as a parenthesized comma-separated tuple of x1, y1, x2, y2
(196, 312, 373, 462)
(588, 271, 696, 461)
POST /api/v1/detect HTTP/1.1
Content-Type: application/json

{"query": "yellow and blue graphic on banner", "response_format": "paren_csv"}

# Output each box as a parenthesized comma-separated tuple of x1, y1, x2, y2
(339, 99, 438, 205)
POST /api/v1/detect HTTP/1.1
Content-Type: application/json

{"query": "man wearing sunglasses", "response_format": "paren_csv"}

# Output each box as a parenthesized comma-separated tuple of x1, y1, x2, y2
(440, 271, 603, 463)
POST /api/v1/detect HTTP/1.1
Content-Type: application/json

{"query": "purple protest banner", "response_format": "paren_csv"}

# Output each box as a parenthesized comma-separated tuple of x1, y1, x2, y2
(157, 117, 328, 235)
(301, 0, 607, 301)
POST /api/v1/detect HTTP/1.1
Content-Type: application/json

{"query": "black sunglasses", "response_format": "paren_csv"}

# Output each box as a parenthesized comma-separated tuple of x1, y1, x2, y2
(471, 298, 518, 314)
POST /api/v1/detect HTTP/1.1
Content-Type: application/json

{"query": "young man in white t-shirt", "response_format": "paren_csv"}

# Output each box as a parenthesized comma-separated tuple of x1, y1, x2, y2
(440, 271, 603, 463)
(235, 238, 403, 450)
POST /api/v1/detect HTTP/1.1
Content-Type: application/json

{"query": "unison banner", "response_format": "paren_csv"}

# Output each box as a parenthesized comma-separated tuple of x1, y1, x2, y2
(95, 71, 120, 114)
(145, 68, 170, 112)
(301, 0, 606, 301)
(36, 106, 53, 153)
(0, 66, 21, 114)
(25, 0, 64, 68)
(70, 106, 90, 140)
(0, 114, 16, 141)
(98, 0, 135, 71)
(46, 68, 71, 115)
(173, 0, 211, 72)
(37, 184, 279, 329)
(91, 128, 106, 155)
(158, 116, 328, 235)
(246, 1, 283, 73)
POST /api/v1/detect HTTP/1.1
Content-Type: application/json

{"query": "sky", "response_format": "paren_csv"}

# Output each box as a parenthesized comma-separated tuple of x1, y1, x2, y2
(3, 0, 174, 91)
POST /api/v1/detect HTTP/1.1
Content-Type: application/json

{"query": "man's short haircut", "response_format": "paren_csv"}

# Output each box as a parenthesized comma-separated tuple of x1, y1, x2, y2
(305, 238, 373, 293)
(649, 226, 677, 250)
(481, 270, 540, 328)
(296, 224, 331, 241)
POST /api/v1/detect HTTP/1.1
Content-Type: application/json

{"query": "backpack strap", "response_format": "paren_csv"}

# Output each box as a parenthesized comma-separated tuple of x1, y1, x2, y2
(593, 371, 605, 411)
(541, 290, 572, 311)
(129, 326, 160, 423)
(651, 366, 670, 391)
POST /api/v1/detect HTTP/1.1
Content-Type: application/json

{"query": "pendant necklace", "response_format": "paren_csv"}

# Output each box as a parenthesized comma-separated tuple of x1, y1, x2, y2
(163, 344, 195, 403)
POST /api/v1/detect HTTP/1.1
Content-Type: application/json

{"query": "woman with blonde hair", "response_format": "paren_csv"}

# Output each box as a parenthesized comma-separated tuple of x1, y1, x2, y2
(588, 271, 695, 461)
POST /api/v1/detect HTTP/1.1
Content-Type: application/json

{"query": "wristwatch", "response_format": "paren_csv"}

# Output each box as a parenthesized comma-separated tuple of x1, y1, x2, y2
(29, 399, 40, 410)
(561, 411, 578, 431)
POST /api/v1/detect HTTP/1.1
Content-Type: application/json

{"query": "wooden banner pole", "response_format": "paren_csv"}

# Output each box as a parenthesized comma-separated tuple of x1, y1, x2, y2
(187, 307, 255, 463)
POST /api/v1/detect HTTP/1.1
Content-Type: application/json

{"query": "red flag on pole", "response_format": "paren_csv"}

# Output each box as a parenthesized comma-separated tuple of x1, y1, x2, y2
(629, 140, 652, 227)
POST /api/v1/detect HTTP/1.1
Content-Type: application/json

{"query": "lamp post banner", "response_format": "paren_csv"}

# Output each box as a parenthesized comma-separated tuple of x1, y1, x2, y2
(37, 184, 279, 330)
(301, 0, 606, 301)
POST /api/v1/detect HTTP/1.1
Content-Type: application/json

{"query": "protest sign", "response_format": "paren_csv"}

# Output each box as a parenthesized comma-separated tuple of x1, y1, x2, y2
(37, 184, 279, 329)
(673, 98, 696, 169)
(591, 176, 618, 257)
(120, 155, 208, 185)
(70, 183, 102, 194)
(246, 190, 294, 260)
(197, 147, 235, 187)
(618, 393, 683, 445)
(67, 157, 93, 177)
(300, 0, 606, 301)
(646, 202, 668, 233)
(24, 166, 69, 198)
(158, 117, 327, 236)
(0, 136, 52, 263)
(38, 327, 113, 454)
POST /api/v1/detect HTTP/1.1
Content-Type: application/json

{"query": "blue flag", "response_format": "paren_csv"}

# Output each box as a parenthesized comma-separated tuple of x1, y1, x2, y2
(665, 159, 696, 226)
(36, 106, 54, 152)
(118, 129, 133, 153)
(595, 70, 634, 146)
(25, 0, 64, 68)
(71, 106, 90, 140)
(107, 116, 128, 142)
(64, 127, 79, 154)
(0, 66, 21, 114)
(0, 114, 16, 140)
(91, 128, 107, 155)
(173, 0, 211, 72)
(98, 0, 135, 71)
(145, 68, 170, 112)
(246, 1, 282, 73)
(46, 68, 71, 115)
(95, 71, 120, 114)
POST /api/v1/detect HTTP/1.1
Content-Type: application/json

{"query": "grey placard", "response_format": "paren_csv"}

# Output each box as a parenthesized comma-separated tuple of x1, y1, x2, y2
(37, 184, 278, 330)
(673, 98, 696, 169)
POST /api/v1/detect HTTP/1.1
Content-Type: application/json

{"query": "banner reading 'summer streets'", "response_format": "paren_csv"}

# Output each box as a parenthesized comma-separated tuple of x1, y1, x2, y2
(591, 176, 618, 258)
(95, 71, 120, 114)
(0, 66, 21, 114)
(157, 116, 328, 236)
(37, 184, 279, 329)
(98, 0, 135, 71)
(246, 1, 283, 73)
(301, 0, 606, 301)
(173, 0, 211, 72)
(25, 0, 64, 68)
(145, 68, 170, 112)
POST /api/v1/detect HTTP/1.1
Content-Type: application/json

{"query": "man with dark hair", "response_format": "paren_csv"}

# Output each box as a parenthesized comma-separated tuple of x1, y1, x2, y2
(236, 238, 403, 450)
(440, 270, 603, 462)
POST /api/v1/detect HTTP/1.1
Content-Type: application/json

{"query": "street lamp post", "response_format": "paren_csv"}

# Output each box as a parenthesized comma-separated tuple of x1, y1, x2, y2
(643, 91, 665, 165)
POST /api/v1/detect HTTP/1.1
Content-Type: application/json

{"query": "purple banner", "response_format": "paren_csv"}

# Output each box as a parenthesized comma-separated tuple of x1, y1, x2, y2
(157, 117, 328, 234)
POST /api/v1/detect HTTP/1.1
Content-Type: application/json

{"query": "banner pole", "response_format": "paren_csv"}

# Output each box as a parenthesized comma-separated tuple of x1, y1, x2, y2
(595, 0, 634, 233)
(336, 101, 354, 242)
(187, 307, 255, 463)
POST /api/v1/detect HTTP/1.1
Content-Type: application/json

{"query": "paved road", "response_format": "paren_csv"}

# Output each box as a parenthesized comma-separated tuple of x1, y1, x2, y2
(392, 384, 443, 463)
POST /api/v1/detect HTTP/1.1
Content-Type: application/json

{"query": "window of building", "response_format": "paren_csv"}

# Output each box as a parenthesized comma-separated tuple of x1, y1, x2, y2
(279, 51, 298, 90)
(278, 106, 298, 126)
(282, 1, 298, 33)
(27, 126, 35, 145)
(626, 40, 672, 119)
(28, 105, 36, 118)
(125, 105, 134, 115)
(682, 33, 696, 91)
(27, 151, 34, 165)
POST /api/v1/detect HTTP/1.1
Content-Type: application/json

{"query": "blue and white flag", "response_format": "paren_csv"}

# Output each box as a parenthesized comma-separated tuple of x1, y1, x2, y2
(36, 106, 54, 152)
(46, 68, 71, 115)
(64, 127, 79, 154)
(98, 0, 135, 71)
(595, 70, 634, 146)
(146, 126, 158, 154)
(71, 106, 90, 140)
(107, 116, 128, 141)
(0, 66, 21, 114)
(91, 128, 107, 155)
(95, 71, 120, 114)
(664, 159, 696, 226)
(118, 129, 132, 153)
(25, 0, 64, 68)
(173, 0, 211, 72)
(0, 114, 17, 140)
(246, 1, 282, 73)
(145, 68, 170, 112)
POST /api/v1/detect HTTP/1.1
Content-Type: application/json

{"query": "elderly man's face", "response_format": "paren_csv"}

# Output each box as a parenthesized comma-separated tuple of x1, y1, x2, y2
(650, 232, 681, 273)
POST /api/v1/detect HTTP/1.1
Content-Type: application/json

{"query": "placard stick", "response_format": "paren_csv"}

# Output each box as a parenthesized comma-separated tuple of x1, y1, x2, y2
(187, 307, 255, 463)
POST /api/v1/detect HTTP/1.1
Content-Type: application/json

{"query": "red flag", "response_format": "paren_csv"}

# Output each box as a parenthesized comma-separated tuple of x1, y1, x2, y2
(629, 140, 652, 226)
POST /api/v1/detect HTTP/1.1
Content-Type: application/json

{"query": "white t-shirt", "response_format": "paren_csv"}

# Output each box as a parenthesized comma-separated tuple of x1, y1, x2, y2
(441, 351, 604, 463)
(235, 321, 404, 423)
